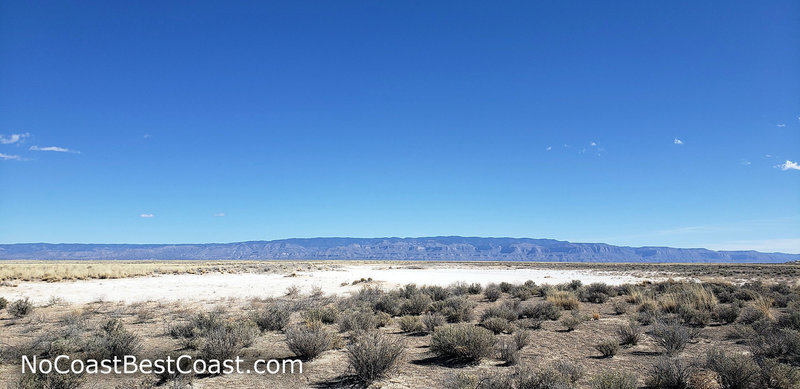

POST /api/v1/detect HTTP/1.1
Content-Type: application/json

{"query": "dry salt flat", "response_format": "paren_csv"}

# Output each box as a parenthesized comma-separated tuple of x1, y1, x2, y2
(0, 264, 671, 304)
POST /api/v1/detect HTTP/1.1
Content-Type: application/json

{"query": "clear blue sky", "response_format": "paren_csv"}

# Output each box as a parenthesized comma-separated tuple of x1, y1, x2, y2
(1, 1, 798, 252)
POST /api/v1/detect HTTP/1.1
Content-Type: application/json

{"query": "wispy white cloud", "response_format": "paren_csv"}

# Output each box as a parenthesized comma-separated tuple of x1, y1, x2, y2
(778, 160, 800, 171)
(0, 132, 30, 144)
(546, 146, 552, 151)
(143, 134, 152, 139)
(777, 124, 786, 128)
(214, 212, 225, 217)
(740, 159, 751, 166)
(590, 141, 597, 147)
(673, 137, 683, 145)
(139, 213, 154, 218)
(0, 153, 22, 161)
(29, 145, 80, 153)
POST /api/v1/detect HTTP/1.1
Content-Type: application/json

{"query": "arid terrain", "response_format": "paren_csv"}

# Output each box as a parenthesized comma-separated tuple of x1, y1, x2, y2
(0, 261, 798, 388)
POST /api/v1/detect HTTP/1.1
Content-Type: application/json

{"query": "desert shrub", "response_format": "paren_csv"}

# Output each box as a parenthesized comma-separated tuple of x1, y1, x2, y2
(449, 282, 472, 296)
(639, 300, 659, 314)
(518, 301, 561, 321)
(285, 285, 300, 298)
(584, 282, 616, 304)
(444, 371, 514, 389)
(0, 297, 7, 310)
(748, 324, 800, 366)
(497, 338, 519, 365)
(432, 296, 475, 323)
(253, 303, 291, 331)
(9, 298, 33, 317)
(738, 306, 766, 325)
(85, 319, 142, 360)
(421, 285, 451, 301)
(551, 359, 585, 384)
(617, 321, 642, 346)
(499, 282, 514, 293)
(513, 330, 530, 350)
(467, 283, 483, 295)
(398, 315, 424, 333)
(705, 348, 760, 389)
(18, 371, 83, 389)
(777, 309, 800, 331)
(652, 321, 691, 356)
(511, 286, 537, 301)
(590, 371, 638, 389)
(523, 319, 543, 330)
(612, 300, 628, 315)
(401, 293, 432, 315)
(484, 286, 502, 302)
(347, 331, 405, 383)
(561, 311, 585, 331)
(481, 304, 518, 322)
(547, 291, 580, 310)
(646, 357, 694, 389)
(677, 305, 712, 327)
(375, 311, 392, 327)
(285, 321, 335, 360)
(752, 295, 775, 321)
(422, 312, 446, 332)
(514, 363, 580, 389)
(339, 310, 378, 332)
(430, 323, 496, 362)
(481, 317, 511, 334)
(637, 310, 658, 325)
(375, 294, 403, 316)
(715, 304, 740, 324)
(199, 324, 255, 362)
(757, 358, 800, 389)
(301, 305, 339, 325)
(595, 339, 619, 358)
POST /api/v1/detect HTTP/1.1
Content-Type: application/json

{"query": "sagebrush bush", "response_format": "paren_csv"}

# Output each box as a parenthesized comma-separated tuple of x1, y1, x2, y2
(590, 371, 638, 389)
(0, 297, 7, 310)
(201, 325, 247, 362)
(547, 291, 580, 310)
(481, 317, 511, 334)
(285, 321, 336, 360)
(18, 371, 83, 389)
(518, 301, 561, 321)
(468, 283, 483, 294)
(738, 306, 766, 324)
(430, 323, 496, 362)
(612, 300, 628, 315)
(375, 294, 403, 316)
(584, 282, 616, 304)
(561, 311, 585, 331)
(339, 310, 378, 332)
(715, 304, 740, 324)
(85, 319, 142, 360)
(421, 285, 451, 301)
(497, 338, 519, 365)
(513, 330, 530, 350)
(347, 331, 405, 383)
(646, 357, 694, 389)
(401, 293, 432, 315)
(9, 298, 33, 318)
(652, 321, 691, 356)
(398, 315, 424, 333)
(253, 303, 291, 331)
(304, 305, 340, 324)
(595, 339, 619, 358)
(484, 286, 502, 302)
(678, 305, 712, 327)
(705, 348, 760, 389)
(422, 312, 446, 332)
(432, 296, 475, 323)
(617, 321, 641, 346)
(481, 304, 518, 322)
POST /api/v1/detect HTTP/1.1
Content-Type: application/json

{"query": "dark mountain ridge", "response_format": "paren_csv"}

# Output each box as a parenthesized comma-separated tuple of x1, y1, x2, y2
(1, 237, 798, 263)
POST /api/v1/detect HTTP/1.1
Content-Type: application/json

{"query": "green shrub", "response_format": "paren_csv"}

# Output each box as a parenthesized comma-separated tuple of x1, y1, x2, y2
(595, 339, 619, 358)
(9, 298, 33, 318)
(422, 312, 446, 332)
(481, 304, 518, 322)
(645, 357, 694, 389)
(584, 282, 616, 303)
(432, 296, 475, 323)
(421, 285, 451, 301)
(430, 324, 496, 362)
(705, 348, 760, 389)
(398, 315, 424, 333)
(375, 294, 403, 316)
(401, 293, 432, 315)
(590, 371, 638, 389)
(484, 286, 502, 302)
(347, 331, 405, 383)
(285, 321, 336, 360)
(481, 317, 511, 334)
(518, 301, 561, 321)
(253, 303, 291, 331)
(339, 310, 378, 332)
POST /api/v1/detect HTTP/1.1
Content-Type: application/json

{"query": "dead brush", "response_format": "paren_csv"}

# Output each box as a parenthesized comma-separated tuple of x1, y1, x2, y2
(751, 295, 774, 320)
(546, 291, 580, 310)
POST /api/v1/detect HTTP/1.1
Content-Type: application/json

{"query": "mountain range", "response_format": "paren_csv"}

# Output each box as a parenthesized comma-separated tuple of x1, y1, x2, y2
(1, 237, 798, 263)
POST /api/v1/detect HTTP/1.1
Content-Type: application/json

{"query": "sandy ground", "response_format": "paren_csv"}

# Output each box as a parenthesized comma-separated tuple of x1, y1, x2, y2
(0, 265, 665, 304)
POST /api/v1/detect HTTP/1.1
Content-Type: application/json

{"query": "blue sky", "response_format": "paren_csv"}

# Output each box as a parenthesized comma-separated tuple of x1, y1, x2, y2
(1, 1, 798, 252)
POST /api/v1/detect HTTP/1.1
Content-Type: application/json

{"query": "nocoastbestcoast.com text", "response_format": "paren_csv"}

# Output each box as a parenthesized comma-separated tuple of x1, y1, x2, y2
(22, 355, 302, 375)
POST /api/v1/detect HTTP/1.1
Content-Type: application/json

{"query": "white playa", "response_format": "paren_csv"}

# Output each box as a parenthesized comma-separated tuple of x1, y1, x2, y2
(0, 265, 669, 304)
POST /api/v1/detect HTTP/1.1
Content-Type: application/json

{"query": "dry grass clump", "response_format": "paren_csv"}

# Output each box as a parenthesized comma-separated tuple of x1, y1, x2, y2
(547, 290, 580, 310)
(285, 321, 337, 360)
(430, 323, 496, 362)
(347, 330, 405, 384)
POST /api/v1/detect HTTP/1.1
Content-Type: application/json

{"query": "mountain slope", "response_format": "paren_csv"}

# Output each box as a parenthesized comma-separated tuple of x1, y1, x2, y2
(1, 237, 798, 263)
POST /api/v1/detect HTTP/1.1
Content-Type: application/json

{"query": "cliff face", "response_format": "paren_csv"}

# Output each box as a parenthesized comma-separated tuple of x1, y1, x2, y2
(1, 237, 798, 263)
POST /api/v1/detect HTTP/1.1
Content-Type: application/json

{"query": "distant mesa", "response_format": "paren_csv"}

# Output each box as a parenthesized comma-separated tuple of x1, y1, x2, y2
(1, 237, 798, 263)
